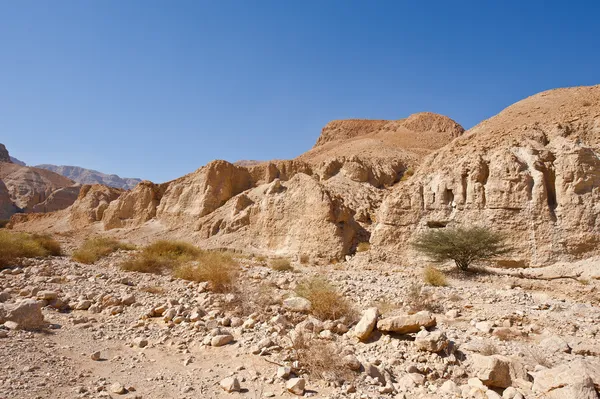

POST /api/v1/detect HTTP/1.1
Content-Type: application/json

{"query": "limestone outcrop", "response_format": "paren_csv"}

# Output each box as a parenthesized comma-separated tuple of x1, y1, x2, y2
(372, 85, 600, 266)
(71, 185, 123, 229)
(0, 144, 11, 163)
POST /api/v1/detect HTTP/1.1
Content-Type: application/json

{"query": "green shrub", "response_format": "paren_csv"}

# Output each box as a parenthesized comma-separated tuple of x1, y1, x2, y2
(72, 237, 135, 264)
(413, 226, 511, 271)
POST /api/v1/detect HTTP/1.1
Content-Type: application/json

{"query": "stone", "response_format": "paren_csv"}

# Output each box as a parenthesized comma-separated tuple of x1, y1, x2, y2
(37, 291, 58, 300)
(532, 359, 600, 396)
(286, 378, 305, 396)
(414, 329, 449, 353)
(4, 299, 45, 330)
(376, 311, 436, 334)
(471, 354, 512, 388)
(91, 351, 101, 361)
(353, 307, 378, 341)
(475, 321, 493, 333)
(211, 334, 234, 347)
(133, 337, 148, 348)
(110, 382, 127, 395)
(539, 335, 571, 353)
(439, 380, 460, 395)
(277, 366, 292, 379)
(283, 297, 311, 312)
(219, 376, 241, 392)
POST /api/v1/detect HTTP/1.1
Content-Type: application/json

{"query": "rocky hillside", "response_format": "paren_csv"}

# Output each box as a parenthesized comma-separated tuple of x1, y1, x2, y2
(35, 164, 141, 190)
(9, 112, 462, 261)
(0, 144, 81, 219)
(7, 85, 600, 267)
(372, 85, 600, 266)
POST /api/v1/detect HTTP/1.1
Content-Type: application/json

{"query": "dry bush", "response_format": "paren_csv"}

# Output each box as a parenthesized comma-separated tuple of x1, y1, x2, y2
(423, 266, 448, 286)
(120, 240, 201, 274)
(0, 231, 62, 268)
(291, 332, 356, 383)
(0, 219, 9, 229)
(299, 254, 310, 264)
(295, 277, 355, 321)
(269, 258, 294, 272)
(223, 281, 280, 316)
(254, 255, 267, 263)
(72, 237, 135, 264)
(406, 282, 444, 313)
(370, 298, 400, 315)
(526, 347, 553, 368)
(173, 251, 237, 292)
(356, 242, 370, 252)
(139, 285, 165, 295)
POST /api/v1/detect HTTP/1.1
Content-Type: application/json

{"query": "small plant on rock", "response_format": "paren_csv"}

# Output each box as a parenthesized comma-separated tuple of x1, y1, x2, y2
(412, 226, 511, 271)
(356, 242, 370, 252)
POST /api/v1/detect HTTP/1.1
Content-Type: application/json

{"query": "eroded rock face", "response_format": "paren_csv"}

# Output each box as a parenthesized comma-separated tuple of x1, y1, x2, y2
(373, 85, 600, 266)
(70, 185, 123, 229)
(0, 180, 17, 219)
(31, 186, 81, 213)
(103, 181, 165, 230)
(196, 174, 362, 260)
(156, 160, 253, 227)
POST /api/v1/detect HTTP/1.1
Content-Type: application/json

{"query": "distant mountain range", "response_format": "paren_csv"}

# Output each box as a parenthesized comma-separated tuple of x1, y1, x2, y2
(9, 156, 26, 166)
(35, 164, 141, 190)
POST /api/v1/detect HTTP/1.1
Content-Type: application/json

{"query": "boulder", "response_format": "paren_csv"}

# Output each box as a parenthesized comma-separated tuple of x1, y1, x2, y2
(377, 311, 436, 334)
(211, 334, 234, 347)
(4, 299, 45, 330)
(286, 378, 305, 396)
(532, 359, 600, 397)
(471, 354, 512, 388)
(219, 377, 241, 393)
(414, 329, 449, 353)
(353, 307, 378, 341)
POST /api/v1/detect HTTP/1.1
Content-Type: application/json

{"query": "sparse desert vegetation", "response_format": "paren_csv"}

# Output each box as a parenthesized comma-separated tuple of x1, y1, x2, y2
(413, 226, 511, 271)
(356, 242, 370, 252)
(269, 257, 294, 272)
(0, 230, 62, 267)
(72, 237, 135, 264)
(295, 276, 355, 321)
(423, 265, 447, 286)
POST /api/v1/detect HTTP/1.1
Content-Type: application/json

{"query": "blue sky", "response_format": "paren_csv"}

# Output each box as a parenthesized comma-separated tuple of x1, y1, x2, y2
(1, 1, 598, 182)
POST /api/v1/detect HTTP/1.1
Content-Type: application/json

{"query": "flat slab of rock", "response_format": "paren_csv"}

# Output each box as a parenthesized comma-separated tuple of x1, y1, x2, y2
(3, 299, 45, 330)
(377, 311, 436, 334)
(211, 334, 234, 347)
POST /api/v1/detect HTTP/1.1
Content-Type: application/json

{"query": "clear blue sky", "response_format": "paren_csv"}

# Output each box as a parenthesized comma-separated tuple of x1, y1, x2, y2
(1, 1, 598, 182)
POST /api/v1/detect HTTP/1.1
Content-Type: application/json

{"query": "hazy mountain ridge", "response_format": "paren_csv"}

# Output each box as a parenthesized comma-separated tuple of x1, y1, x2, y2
(35, 164, 142, 190)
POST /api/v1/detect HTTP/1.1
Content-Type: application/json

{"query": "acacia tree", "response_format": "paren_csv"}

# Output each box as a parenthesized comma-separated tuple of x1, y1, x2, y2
(412, 226, 511, 271)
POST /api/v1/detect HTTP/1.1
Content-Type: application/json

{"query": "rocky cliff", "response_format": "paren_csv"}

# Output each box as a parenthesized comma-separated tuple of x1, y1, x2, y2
(372, 85, 600, 266)
(0, 144, 11, 163)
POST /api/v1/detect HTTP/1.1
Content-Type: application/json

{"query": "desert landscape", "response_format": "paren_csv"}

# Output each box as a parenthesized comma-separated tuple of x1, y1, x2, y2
(0, 84, 599, 399)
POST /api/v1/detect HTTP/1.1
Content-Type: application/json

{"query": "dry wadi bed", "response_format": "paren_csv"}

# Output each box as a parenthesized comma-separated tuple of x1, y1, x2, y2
(1, 237, 599, 399)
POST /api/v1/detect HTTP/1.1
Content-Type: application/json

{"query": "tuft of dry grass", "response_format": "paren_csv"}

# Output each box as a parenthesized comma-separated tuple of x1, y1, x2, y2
(479, 342, 498, 356)
(291, 332, 356, 383)
(173, 251, 237, 292)
(72, 237, 135, 264)
(269, 258, 294, 272)
(120, 240, 200, 274)
(299, 254, 310, 264)
(0, 231, 62, 268)
(122, 240, 237, 292)
(295, 277, 355, 321)
(406, 282, 444, 313)
(423, 266, 448, 287)
(370, 298, 400, 316)
(356, 242, 370, 252)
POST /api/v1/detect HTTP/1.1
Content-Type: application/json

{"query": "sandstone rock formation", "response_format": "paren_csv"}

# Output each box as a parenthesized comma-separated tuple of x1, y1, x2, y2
(0, 180, 17, 219)
(0, 152, 80, 217)
(372, 85, 600, 266)
(35, 164, 141, 190)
